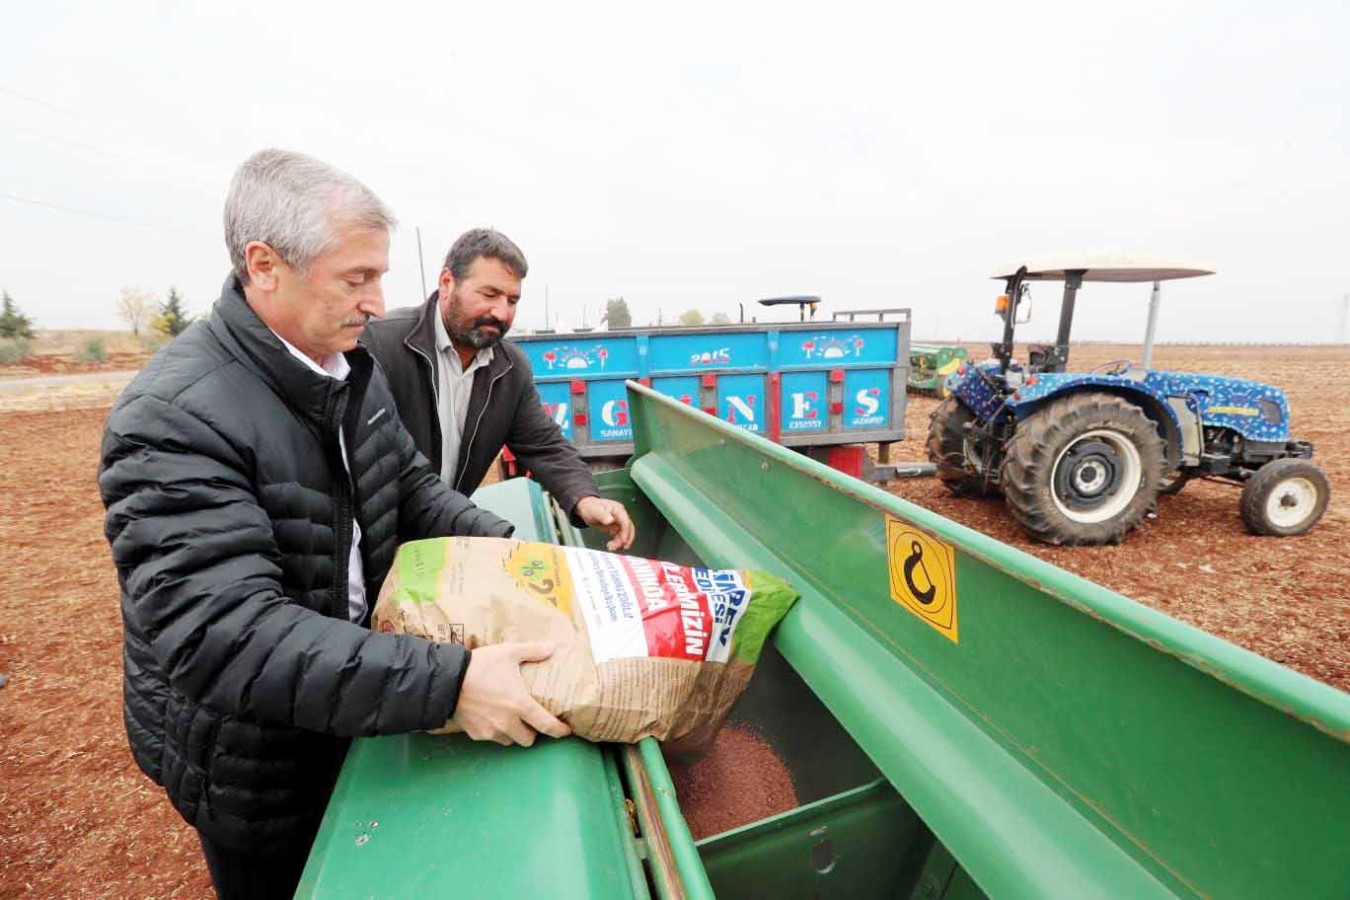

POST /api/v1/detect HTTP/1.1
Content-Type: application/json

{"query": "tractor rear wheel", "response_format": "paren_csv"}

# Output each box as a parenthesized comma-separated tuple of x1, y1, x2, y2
(1001, 393, 1164, 545)
(926, 397, 999, 498)
(1158, 468, 1191, 495)
(1239, 458, 1330, 536)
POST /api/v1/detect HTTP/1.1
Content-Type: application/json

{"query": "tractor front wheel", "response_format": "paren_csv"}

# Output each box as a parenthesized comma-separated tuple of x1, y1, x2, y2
(1001, 393, 1164, 545)
(1239, 458, 1330, 536)
(927, 397, 999, 498)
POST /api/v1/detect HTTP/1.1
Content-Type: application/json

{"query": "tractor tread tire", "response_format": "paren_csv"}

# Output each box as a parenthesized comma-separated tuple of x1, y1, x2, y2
(926, 397, 998, 498)
(1239, 458, 1330, 537)
(1001, 392, 1164, 546)
(1158, 469, 1190, 496)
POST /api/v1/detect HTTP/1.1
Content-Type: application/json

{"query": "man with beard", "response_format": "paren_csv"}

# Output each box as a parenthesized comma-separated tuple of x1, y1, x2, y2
(364, 228, 634, 550)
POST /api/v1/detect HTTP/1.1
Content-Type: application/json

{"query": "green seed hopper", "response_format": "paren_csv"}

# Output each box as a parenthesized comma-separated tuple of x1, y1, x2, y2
(909, 343, 969, 398)
(297, 383, 1350, 899)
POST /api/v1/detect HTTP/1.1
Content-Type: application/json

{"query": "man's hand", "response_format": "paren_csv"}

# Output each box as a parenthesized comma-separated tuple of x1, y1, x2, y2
(452, 642, 571, 747)
(575, 496, 636, 551)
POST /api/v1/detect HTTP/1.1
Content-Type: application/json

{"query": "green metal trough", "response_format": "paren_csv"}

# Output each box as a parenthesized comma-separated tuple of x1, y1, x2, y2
(298, 382, 1350, 899)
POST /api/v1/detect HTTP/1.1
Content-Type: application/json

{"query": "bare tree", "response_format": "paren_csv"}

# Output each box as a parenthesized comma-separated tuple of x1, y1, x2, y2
(117, 287, 157, 338)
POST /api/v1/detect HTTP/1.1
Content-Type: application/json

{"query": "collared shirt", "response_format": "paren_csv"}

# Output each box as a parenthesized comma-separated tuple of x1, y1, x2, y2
(433, 310, 493, 486)
(271, 331, 367, 624)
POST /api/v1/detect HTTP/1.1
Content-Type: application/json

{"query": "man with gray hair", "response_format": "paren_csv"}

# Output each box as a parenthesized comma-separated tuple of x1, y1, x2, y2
(99, 150, 569, 899)
(365, 227, 636, 550)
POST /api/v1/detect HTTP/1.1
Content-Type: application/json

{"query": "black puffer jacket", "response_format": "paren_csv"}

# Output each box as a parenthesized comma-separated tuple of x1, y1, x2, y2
(98, 276, 513, 852)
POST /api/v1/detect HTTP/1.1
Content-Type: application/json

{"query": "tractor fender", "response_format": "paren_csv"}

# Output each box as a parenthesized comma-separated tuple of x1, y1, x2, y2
(1007, 378, 1185, 471)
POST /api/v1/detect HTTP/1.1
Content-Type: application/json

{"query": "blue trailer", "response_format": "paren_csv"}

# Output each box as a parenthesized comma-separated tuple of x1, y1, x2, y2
(509, 312, 920, 480)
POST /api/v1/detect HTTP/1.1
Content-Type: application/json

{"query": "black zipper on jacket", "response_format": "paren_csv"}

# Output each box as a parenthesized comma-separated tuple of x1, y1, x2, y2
(406, 334, 442, 472)
(454, 359, 513, 494)
(325, 385, 355, 621)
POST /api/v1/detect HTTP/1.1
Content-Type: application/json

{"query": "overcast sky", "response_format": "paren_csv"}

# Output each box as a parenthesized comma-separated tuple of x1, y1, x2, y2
(2, 1, 1347, 343)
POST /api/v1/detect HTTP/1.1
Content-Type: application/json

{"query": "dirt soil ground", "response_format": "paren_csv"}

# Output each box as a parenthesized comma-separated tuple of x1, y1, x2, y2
(0, 352, 150, 378)
(1, 408, 212, 898)
(0, 343, 1346, 898)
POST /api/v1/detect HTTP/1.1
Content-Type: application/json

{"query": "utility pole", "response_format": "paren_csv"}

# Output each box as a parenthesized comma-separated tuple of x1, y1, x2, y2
(415, 227, 428, 298)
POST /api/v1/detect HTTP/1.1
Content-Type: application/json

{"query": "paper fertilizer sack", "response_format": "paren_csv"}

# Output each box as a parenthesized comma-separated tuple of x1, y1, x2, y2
(373, 536, 799, 749)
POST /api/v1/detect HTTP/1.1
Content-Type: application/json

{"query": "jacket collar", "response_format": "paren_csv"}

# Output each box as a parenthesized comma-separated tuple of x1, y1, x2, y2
(209, 274, 372, 423)
(404, 292, 440, 361)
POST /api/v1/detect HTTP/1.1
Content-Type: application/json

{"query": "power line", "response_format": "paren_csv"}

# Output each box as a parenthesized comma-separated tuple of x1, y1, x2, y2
(0, 84, 223, 193)
(0, 85, 150, 145)
(0, 190, 214, 239)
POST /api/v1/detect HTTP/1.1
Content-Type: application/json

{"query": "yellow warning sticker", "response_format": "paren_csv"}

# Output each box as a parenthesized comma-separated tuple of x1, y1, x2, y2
(886, 516, 958, 643)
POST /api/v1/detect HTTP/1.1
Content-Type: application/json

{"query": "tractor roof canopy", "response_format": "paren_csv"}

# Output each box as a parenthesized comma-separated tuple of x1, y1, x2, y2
(991, 254, 1215, 283)
(758, 295, 823, 306)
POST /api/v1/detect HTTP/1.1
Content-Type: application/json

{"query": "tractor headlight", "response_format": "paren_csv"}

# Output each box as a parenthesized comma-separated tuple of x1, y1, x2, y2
(1258, 399, 1282, 424)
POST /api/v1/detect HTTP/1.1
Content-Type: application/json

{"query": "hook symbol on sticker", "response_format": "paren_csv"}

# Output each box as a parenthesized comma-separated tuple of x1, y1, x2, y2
(903, 540, 937, 605)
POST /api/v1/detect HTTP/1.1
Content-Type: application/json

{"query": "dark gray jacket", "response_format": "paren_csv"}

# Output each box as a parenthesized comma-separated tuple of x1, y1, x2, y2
(362, 294, 599, 523)
(98, 276, 513, 852)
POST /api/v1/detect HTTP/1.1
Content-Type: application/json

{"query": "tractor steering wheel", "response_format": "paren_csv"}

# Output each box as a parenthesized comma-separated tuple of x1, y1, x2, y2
(1091, 359, 1133, 377)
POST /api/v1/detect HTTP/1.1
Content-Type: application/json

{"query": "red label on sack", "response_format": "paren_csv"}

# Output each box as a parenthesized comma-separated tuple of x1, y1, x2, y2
(619, 556, 714, 662)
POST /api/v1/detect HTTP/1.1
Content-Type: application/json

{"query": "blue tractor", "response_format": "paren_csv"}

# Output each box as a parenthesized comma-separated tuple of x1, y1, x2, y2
(927, 254, 1330, 545)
